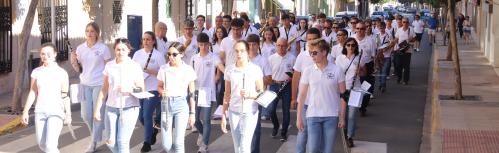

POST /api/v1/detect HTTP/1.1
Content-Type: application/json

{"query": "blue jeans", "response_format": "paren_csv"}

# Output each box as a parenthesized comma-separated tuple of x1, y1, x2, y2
(138, 91, 161, 144)
(228, 110, 259, 153)
(251, 106, 262, 153)
(307, 117, 339, 153)
(161, 96, 189, 153)
(379, 57, 391, 88)
(296, 105, 308, 153)
(346, 106, 357, 138)
(194, 106, 212, 146)
(268, 83, 291, 135)
(35, 113, 63, 153)
(104, 106, 140, 153)
(80, 85, 105, 142)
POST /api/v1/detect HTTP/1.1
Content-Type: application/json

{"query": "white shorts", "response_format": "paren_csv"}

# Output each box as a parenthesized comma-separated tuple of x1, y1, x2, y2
(428, 29, 436, 35)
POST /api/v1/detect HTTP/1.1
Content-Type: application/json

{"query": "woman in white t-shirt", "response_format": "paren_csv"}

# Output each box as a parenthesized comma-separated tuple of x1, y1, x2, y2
(132, 31, 167, 152)
(220, 40, 265, 153)
(93, 38, 145, 153)
(212, 26, 228, 108)
(156, 42, 197, 153)
(296, 39, 347, 153)
(21, 43, 71, 153)
(191, 33, 225, 152)
(296, 18, 308, 53)
(69, 22, 111, 152)
(260, 27, 277, 59)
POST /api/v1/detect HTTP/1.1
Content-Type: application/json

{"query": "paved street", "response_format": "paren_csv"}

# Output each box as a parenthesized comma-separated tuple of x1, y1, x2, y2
(0, 34, 432, 153)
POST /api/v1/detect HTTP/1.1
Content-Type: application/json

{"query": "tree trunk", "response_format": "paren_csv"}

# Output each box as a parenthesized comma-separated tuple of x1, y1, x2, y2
(445, 4, 452, 60)
(10, 0, 40, 114)
(447, 0, 463, 99)
(152, 0, 159, 27)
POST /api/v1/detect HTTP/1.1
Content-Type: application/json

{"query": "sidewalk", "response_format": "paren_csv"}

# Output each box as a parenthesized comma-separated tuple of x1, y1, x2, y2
(424, 32, 499, 153)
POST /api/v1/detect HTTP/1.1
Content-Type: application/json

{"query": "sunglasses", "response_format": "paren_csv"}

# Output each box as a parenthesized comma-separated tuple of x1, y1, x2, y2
(309, 50, 321, 56)
(115, 38, 129, 43)
(345, 43, 357, 47)
(356, 28, 366, 31)
(167, 53, 180, 57)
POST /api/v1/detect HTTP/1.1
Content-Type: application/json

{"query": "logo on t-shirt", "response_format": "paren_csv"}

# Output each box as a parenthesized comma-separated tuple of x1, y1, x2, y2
(327, 72, 334, 79)
(94, 50, 102, 56)
(205, 61, 213, 67)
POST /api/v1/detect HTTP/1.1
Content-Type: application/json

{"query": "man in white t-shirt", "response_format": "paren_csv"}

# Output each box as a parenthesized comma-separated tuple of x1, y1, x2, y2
(177, 20, 198, 64)
(194, 15, 211, 40)
(220, 18, 244, 66)
(391, 17, 416, 85)
(155, 22, 170, 56)
(411, 15, 425, 52)
(240, 14, 259, 40)
(354, 22, 376, 117)
(279, 14, 299, 56)
(321, 19, 336, 47)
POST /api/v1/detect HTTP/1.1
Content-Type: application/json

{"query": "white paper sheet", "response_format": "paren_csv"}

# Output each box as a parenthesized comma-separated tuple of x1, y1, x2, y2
(131, 92, 154, 99)
(361, 81, 372, 91)
(255, 90, 277, 108)
(70, 84, 83, 104)
(348, 90, 364, 107)
(197, 88, 210, 107)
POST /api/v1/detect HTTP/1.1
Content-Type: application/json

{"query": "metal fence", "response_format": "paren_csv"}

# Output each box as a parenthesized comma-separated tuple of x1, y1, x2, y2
(0, 0, 12, 73)
(38, 0, 68, 61)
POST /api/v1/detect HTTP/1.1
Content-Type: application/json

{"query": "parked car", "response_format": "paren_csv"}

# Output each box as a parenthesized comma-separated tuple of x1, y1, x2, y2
(371, 11, 388, 20)
(335, 11, 358, 20)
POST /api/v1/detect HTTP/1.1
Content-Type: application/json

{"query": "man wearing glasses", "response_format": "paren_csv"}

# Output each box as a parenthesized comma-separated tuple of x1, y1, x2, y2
(279, 14, 299, 56)
(347, 17, 359, 37)
(321, 19, 337, 47)
(391, 17, 416, 85)
(354, 22, 376, 117)
(177, 20, 198, 64)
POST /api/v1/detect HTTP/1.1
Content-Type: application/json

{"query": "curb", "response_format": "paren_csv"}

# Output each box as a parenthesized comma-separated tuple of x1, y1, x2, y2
(0, 116, 24, 136)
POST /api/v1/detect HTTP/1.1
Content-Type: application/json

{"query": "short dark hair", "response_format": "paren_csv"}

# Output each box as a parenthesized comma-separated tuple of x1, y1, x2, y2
(197, 32, 210, 43)
(197, 15, 206, 21)
(184, 19, 195, 27)
(307, 27, 321, 37)
(240, 14, 250, 22)
(223, 15, 232, 21)
(231, 18, 244, 28)
(246, 34, 260, 43)
(235, 40, 249, 52)
(318, 13, 327, 19)
(40, 42, 57, 53)
(281, 14, 290, 20)
(379, 22, 386, 28)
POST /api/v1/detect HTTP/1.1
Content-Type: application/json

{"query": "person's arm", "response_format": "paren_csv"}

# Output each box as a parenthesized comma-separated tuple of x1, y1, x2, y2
(216, 63, 225, 73)
(291, 71, 301, 109)
(93, 75, 109, 121)
(61, 74, 71, 125)
(338, 81, 347, 128)
(21, 79, 37, 125)
(188, 81, 196, 127)
(70, 51, 81, 73)
(296, 83, 308, 131)
(220, 80, 231, 133)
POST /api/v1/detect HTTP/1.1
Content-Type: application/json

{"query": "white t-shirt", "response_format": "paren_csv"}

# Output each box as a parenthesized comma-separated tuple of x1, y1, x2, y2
(132, 48, 167, 91)
(268, 53, 296, 81)
(31, 65, 68, 117)
(242, 26, 259, 40)
(377, 33, 393, 57)
(156, 37, 171, 55)
(220, 37, 239, 66)
(300, 63, 345, 117)
(224, 63, 263, 113)
(76, 42, 112, 86)
(395, 27, 416, 53)
(177, 35, 198, 64)
(386, 26, 398, 39)
(355, 36, 376, 64)
(261, 42, 276, 60)
(412, 20, 425, 33)
(103, 58, 143, 108)
(330, 44, 344, 62)
(279, 25, 299, 56)
(293, 50, 314, 105)
(335, 55, 362, 89)
(251, 55, 272, 77)
(208, 27, 217, 42)
(322, 31, 337, 46)
(297, 30, 308, 50)
(189, 52, 221, 106)
(157, 62, 197, 97)
(212, 42, 222, 57)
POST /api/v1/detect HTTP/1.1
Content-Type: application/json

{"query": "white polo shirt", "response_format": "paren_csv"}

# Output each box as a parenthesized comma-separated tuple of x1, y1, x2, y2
(31, 65, 68, 117)
(377, 33, 393, 57)
(132, 48, 166, 91)
(194, 27, 211, 40)
(322, 31, 337, 46)
(76, 41, 112, 86)
(300, 63, 345, 117)
(394, 27, 416, 53)
(157, 62, 196, 97)
(242, 26, 259, 40)
(335, 55, 362, 89)
(293, 50, 314, 105)
(156, 37, 170, 55)
(279, 25, 299, 56)
(220, 36, 239, 66)
(355, 36, 376, 64)
(412, 19, 425, 33)
(297, 30, 308, 50)
(261, 42, 276, 60)
(189, 52, 221, 106)
(212, 42, 222, 57)
(177, 35, 198, 64)
(268, 52, 296, 81)
(386, 26, 398, 39)
(224, 63, 263, 113)
(251, 55, 272, 77)
(103, 58, 143, 108)
(330, 44, 344, 62)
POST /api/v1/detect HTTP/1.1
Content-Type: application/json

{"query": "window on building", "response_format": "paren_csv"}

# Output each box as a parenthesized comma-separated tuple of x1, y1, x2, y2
(0, 0, 12, 73)
(38, 0, 68, 61)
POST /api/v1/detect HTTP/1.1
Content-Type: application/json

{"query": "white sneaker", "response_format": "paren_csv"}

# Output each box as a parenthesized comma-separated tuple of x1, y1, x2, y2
(197, 145, 208, 153)
(197, 134, 203, 146)
(85, 142, 97, 153)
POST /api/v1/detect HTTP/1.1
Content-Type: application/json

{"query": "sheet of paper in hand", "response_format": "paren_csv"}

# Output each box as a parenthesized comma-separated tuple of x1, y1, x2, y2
(255, 90, 277, 108)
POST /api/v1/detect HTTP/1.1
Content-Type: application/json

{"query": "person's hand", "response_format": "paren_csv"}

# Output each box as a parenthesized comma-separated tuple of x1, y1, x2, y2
(64, 114, 72, 125)
(240, 89, 248, 98)
(70, 51, 78, 63)
(188, 114, 195, 128)
(338, 118, 345, 128)
(296, 116, 304, 132)
(220, 113, 228, 133)
(21, 113, 29, 126)
(94, 111, 101, 121)
(291, 99, 297, 110)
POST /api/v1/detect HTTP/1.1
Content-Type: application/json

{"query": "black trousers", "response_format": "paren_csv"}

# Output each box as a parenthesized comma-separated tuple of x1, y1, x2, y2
(395, 52, 412, 83)
(360, 61, 375, 111)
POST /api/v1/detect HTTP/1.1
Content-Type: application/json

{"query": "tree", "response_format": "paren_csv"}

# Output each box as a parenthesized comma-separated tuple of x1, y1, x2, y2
(447, 0, 463, 99)
(152, 0, 159, 27)
(11, 0, 40, 114)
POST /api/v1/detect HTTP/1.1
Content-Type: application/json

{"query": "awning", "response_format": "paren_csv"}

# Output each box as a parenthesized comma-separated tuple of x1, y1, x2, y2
(274, 0, 294, 10)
